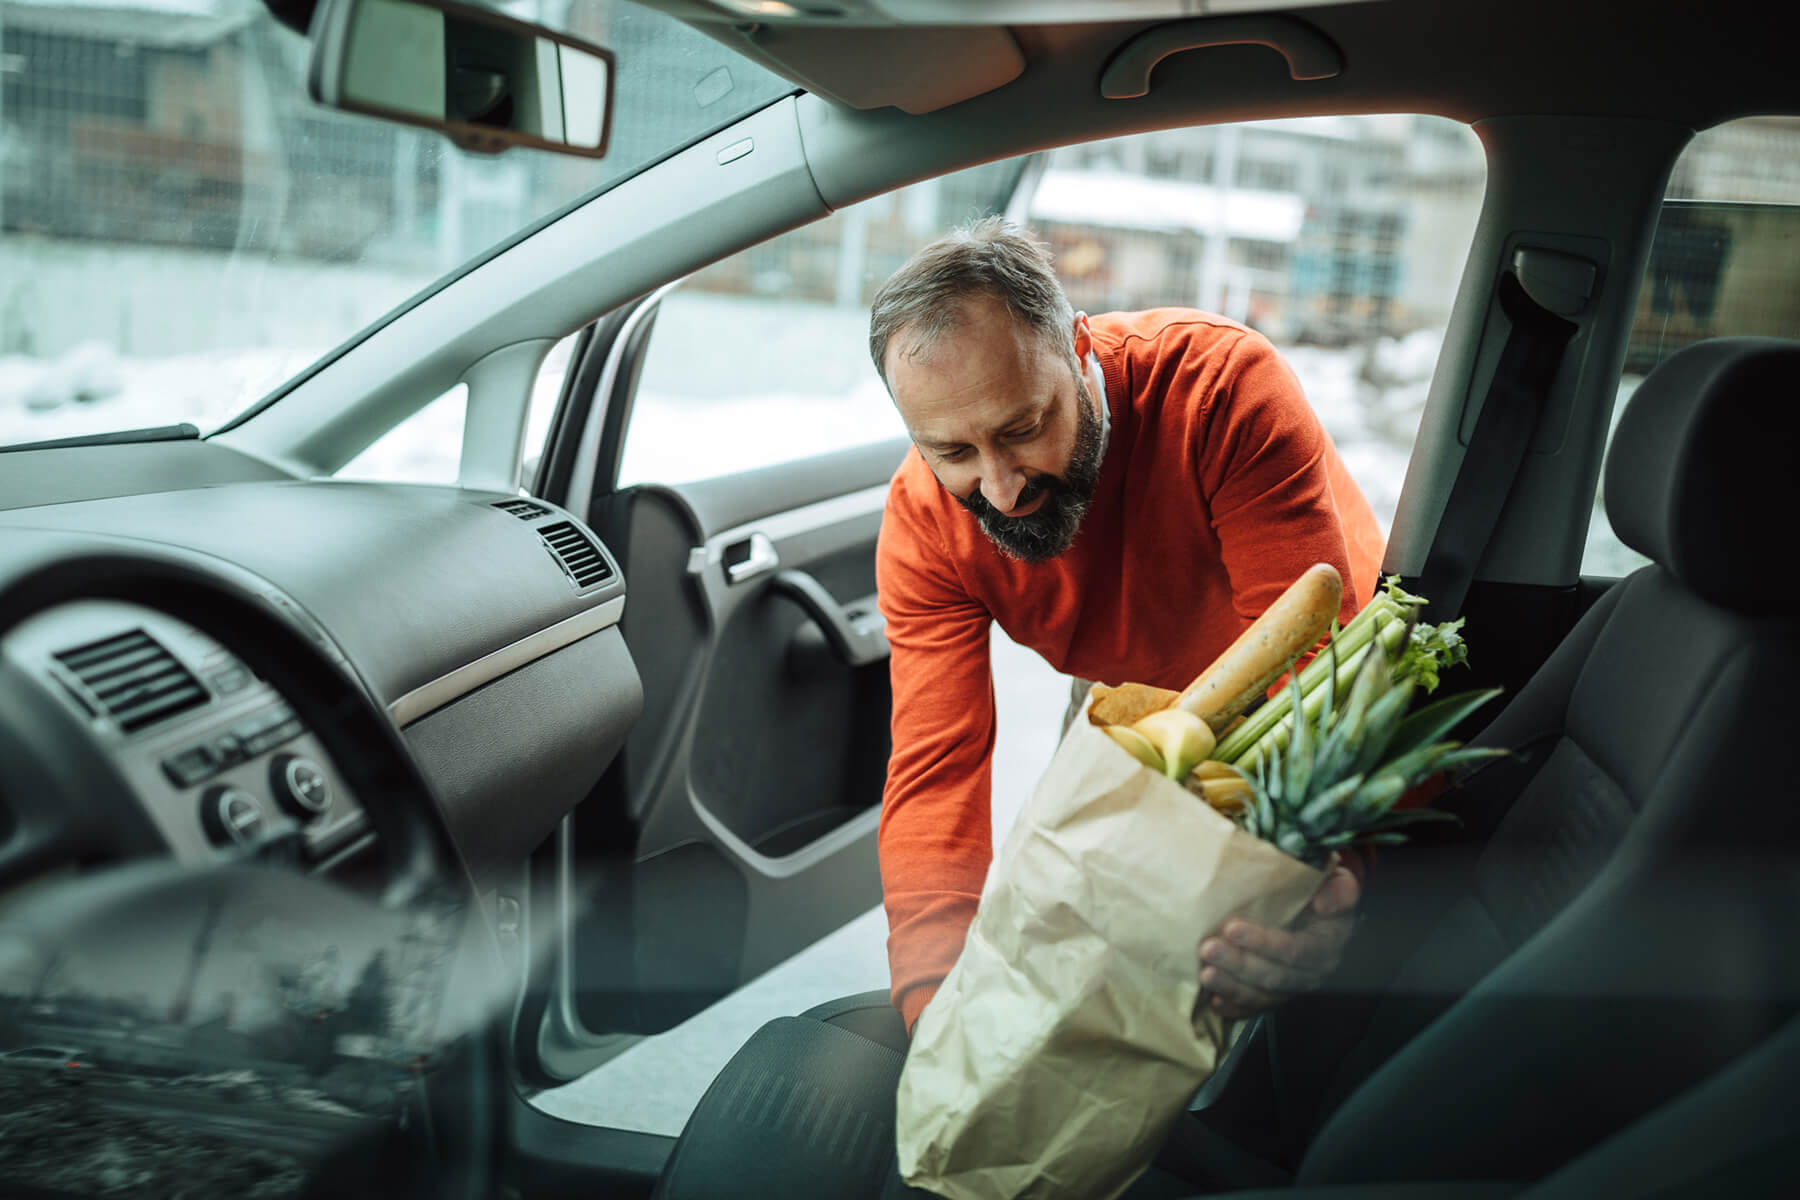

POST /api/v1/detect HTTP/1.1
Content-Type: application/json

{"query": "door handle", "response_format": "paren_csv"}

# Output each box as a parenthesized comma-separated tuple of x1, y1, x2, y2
(723, 532, 779, 585)
(772, 569, 888, 669)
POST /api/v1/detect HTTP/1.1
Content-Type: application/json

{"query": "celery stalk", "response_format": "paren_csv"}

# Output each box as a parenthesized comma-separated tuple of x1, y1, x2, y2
(1213, 593, 1403, 763)
(1231, 614, 1410, 775)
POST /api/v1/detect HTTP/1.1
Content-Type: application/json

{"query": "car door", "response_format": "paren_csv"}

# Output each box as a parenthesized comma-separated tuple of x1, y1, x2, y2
(515, 159, 1033, 1080)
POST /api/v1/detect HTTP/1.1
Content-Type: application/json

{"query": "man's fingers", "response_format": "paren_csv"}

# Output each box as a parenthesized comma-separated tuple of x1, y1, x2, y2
(1199, 936, 1325, 995)
(1194, 873, 1362, 1019)
(1200, 964, 1288, 1017)
(1211, 914, 1350, 974)
(1309, 865, 1361, 917)
(1211, 993, 1272, 1021)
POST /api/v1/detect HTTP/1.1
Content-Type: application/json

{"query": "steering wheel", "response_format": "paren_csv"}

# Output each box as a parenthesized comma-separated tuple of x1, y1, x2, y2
(0, 543, 502, 1200)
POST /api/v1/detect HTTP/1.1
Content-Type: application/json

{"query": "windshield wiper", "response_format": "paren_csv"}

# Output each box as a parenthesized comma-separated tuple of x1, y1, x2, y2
(0, 423, 202, 454)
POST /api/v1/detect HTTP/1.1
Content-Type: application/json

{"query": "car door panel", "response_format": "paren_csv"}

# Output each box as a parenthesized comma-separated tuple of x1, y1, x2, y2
(557, 439, 904, 1041)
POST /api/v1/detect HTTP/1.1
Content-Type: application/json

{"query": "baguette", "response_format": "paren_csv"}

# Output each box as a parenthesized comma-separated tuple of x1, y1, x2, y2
(1175, 563, 1342, 731)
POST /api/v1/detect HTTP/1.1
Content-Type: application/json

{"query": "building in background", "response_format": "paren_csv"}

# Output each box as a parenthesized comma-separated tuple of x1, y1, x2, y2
(1027, 115, 1486, 346)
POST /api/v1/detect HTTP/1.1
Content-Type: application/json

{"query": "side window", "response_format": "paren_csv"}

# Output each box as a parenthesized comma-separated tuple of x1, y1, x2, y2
(523, 331, 582, 485)
(333, 333, 578, 487)
(335, 385, 467, 484)
(1584, 116, 1800, 577)
(1026, 116, 1487, 535)
(616, 160, 1029, 488)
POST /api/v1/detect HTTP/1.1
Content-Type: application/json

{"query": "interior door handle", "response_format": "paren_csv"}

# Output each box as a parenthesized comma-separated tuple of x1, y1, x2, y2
(724, 532, 779, 585)
(772, 569, 888, 669)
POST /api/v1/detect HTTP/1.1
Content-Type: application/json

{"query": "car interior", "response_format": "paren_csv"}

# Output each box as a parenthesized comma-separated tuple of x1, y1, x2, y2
(0, 0, 1795, 1197)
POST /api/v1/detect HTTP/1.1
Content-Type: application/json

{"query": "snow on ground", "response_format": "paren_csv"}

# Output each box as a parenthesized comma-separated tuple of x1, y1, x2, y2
(0, 344, 317, 447)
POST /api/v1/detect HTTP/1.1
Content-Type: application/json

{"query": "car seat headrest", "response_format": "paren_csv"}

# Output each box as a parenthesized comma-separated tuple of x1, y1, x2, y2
(1605, 337, 1800, 615)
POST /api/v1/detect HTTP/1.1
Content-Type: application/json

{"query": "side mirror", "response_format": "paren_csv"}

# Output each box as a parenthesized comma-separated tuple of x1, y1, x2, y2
(308, 0, 615, 158)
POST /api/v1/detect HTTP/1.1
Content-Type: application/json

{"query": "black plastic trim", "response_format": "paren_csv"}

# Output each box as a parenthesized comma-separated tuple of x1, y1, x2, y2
(504, 1088, 674, 1200)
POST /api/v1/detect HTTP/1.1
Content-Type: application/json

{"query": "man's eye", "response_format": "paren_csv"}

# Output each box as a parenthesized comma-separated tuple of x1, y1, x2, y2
(1004, 422, 1042, 441)
(937, 447, 971, 462)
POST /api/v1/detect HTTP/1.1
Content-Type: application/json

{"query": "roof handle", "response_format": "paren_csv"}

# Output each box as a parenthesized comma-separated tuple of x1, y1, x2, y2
(1100, 14, 1342, 100)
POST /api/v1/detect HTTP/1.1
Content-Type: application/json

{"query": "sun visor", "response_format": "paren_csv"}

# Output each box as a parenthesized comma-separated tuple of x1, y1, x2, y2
(712, 23, 1026, 114)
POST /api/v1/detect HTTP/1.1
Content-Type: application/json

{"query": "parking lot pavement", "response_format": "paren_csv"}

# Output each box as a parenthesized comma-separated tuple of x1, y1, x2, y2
(532, 625, 1068, 1137)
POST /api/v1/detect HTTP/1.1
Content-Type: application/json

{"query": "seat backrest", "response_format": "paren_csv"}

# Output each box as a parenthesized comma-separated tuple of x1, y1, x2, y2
(1288, 338, 1800, 1184)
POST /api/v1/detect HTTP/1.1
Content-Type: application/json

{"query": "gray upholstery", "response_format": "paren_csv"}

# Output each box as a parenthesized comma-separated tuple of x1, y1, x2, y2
(1604, 337, 1800, 615)
(1280, 341, 1800, 1184)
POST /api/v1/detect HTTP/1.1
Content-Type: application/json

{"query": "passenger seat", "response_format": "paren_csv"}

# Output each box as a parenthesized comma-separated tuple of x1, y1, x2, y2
(1267, 336, 1800, 1188)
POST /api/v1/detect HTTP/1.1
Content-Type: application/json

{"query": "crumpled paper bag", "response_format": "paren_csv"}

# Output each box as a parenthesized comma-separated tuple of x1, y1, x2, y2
(895, 693, 1326, 1200)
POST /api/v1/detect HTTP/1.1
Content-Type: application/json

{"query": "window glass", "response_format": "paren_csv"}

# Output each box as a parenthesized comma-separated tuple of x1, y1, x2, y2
(1584, 116, 1800, 577)
(616, 159, 1029, 488)
(1028, 114, 1487, 534)
(0, 0, 790, 450)
(335, 384, 466, 484)
(523, 330, 582, 486)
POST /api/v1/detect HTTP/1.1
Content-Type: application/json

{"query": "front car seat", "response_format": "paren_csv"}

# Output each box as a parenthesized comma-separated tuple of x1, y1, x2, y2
(1277, 336, 1800, 1187)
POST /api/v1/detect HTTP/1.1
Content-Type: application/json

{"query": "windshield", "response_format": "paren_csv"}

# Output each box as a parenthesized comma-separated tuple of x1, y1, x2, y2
(0, 0, 790, 449)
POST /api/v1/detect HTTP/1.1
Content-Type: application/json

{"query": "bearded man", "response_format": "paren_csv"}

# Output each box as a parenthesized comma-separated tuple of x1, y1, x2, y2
(872, 217, 1387, 1034)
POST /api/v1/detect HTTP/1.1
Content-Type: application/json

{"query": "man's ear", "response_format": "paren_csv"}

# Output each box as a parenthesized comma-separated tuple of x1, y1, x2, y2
(1071, 312, 1093, 361)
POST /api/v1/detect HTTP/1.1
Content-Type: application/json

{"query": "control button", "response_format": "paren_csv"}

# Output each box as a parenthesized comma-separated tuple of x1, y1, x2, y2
(207, 665, 253, 695)
(210, 732, 246, 766)
(200, 786, 265, 847)
(162, 745, 217, 789)
(229, 707, 305, 756)
(270, 754, 331, 821)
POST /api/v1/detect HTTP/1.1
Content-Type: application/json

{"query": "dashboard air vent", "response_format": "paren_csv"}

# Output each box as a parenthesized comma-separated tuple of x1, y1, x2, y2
(54, 630, 208, 733)
(539, 521, 613, 590)
(493, 498, 551, 521)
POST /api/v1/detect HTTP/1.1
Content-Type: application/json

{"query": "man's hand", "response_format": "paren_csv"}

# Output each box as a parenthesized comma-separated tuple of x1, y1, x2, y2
(1197, 865, 1360, 1019)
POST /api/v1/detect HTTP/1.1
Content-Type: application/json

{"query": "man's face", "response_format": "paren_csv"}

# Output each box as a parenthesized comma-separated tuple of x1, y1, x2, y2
(886, 295, 1105, 563)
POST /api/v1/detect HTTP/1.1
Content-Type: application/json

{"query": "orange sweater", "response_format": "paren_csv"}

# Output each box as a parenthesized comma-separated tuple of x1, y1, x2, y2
(874, 309, 1386, 1030)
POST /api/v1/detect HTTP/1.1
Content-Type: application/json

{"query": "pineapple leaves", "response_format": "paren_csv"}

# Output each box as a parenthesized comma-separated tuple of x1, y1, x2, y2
(1384, 687, 1503, 760)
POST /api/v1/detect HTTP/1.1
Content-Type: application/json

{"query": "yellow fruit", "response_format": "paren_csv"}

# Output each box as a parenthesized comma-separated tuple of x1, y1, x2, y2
(1103, 724, 1166, 772)
(1189, 760, 1246, 783)
(1192, 775, 1253, 814)
(1131, 709, 1217, 781)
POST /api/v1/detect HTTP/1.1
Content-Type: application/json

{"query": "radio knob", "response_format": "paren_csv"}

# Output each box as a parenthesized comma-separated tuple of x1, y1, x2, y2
(200, 787, 265, 847)
(270, 754, 332, 821)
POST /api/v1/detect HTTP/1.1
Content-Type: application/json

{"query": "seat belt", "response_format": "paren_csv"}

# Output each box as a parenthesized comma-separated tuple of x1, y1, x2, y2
(1413, 268, 1581, 622)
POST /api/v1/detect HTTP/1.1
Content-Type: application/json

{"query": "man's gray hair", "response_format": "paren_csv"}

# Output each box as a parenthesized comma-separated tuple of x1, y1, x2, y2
(868, 216, 1076, 389)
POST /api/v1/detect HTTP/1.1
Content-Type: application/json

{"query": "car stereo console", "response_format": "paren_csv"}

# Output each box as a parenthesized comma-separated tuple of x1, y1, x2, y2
(2, 600, 369, 868)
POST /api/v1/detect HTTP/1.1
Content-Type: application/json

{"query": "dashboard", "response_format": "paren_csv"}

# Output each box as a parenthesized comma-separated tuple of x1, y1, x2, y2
(4, 601, 368, 866)
(0, 439, 642, 889)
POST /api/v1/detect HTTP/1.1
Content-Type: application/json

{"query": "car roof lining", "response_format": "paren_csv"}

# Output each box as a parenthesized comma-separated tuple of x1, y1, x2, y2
(652, 0, 1800, 129)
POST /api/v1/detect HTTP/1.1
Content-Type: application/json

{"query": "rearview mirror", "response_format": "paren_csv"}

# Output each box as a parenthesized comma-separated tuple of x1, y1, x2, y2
(308, 0, 615, 158)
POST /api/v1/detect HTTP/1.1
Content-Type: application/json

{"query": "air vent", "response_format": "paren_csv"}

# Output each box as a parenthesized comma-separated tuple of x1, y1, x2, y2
(493, 498, 551, 521)
(54, 630, 208, 733)
(539, 521, 614, 590)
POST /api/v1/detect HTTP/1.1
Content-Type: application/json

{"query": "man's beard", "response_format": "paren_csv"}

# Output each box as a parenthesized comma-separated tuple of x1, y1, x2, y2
(957, 380, 1105, 563)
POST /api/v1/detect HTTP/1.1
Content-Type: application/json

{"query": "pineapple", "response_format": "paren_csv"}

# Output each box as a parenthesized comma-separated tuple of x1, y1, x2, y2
(1238, 628, 1504, 867)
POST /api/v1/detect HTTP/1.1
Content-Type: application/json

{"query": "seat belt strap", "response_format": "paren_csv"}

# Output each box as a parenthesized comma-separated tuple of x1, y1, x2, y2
(1414, 271, 1579, 621)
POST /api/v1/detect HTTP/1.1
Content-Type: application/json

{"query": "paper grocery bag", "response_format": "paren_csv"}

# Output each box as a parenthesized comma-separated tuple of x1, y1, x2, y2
(896, 705, 1326, 1200)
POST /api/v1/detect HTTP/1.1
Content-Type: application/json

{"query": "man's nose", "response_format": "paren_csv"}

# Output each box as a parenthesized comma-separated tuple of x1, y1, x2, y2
(979, 454, 1029, 513)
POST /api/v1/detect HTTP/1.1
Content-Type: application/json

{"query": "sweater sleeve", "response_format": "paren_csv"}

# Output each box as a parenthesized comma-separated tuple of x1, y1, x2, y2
(1198, 330, 1366, 630)
(875, 483, 996, 1032)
